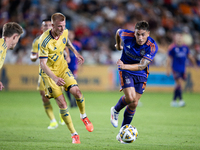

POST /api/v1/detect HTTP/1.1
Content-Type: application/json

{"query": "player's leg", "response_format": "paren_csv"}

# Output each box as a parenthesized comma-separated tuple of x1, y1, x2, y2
(69, 86, 93, 132)
(65, 90, 77, 108)
(40, 90, 58, 129)
(55, 94, 80, 143)
(121, 91, 142, 127)
(171, 77, 183, 107)
(38, 76, 58, 129)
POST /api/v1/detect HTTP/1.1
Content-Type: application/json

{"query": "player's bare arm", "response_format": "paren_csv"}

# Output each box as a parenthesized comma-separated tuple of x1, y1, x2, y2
(66, 39, 84, 64)
(188, 53, 198, 69)
(117, 58, 151, 71)
(40, 58, 65, 86)
(115, 29, 123, 51)
(64, 47, 71, 63)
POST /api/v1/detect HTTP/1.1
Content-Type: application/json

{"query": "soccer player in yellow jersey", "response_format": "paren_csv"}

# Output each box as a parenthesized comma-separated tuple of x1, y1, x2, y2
(30, 19, 65, 129)
(39, 12, 93, 144)
(0, 22, 23, 90)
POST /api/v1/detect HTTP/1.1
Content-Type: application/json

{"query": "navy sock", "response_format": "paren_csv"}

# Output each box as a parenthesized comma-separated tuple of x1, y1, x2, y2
(121, 106, 136, 127)
(173, 86, 180, 101)
(114, 95, 127, 112)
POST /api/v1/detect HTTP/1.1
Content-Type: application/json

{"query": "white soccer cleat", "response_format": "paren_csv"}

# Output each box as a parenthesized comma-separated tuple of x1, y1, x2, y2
(110, 106, 119, 128)
(116, 133, 127, 144)
(47, 122, 58, 129)
(179, 100, 185, 107)
(170, 101, 178, 107)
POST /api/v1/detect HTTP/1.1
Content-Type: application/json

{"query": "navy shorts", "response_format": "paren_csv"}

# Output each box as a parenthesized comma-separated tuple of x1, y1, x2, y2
(172, 70, 186, 80)
(119, 71, 147, 94)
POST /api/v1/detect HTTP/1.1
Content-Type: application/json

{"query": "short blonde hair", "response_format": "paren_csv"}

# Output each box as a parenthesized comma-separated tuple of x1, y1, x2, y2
(51, 13, 65, 23)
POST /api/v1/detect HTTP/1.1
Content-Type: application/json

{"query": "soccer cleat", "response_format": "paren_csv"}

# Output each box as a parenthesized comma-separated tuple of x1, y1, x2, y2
(81, 117, 94, 132)
(116, 133, 127, 144)
(47, 121, 58, 129)
(179, 100, 185, 107)
(72, 135, 81, 144)
(170, 101, 178, 107)
(59, 114, 65, 125)
(110, 106, 119, 128)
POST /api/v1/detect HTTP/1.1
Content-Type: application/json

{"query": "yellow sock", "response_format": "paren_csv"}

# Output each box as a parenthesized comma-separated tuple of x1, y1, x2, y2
(60, 108, 76, 134)
(76, 96, 85, 115)
(43, 102, 55, 121)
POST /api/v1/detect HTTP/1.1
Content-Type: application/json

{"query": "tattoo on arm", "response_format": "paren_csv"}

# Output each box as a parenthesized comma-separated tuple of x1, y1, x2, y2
(138, 58, 151, 71)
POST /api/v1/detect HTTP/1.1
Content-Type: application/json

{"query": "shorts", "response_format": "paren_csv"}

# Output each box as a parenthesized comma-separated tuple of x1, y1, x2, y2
(119, 71, 147, 94)
(172, 70, 186, 80)
(37, 75, 45, 91)
(41, 67, 78, 99)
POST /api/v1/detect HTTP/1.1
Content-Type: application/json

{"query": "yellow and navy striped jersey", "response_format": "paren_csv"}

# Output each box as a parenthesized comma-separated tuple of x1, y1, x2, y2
(31, 36, 40, 54)
(39, 29, 68, 73)
(0, 38, 8, 69)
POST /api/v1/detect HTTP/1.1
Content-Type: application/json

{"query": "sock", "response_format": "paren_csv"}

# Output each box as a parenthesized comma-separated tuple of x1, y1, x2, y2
(43, 102, 55, 121)
(80, 113, 87, 119)
(121, 106, 136, 127)
(173, 86, 179, 101)
(76, 96, 85, 115)
(60, 108, 76, 134)
(114, 95, 127, 112)
(178, 86, 182, 100)
(50, 118, 56, 123)
(71, 132, 78, 136)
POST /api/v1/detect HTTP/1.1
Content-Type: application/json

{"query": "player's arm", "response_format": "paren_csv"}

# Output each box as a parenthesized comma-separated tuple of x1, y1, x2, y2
(64, 47, 71, 63)
(115, 29, 123, 51)
(166, 56, 172, 76)
(0, 81, 4, 91)
(40, 58, 65, 86)
(66, 39, 84, 64)
(188, 53, 198, 68)
(117, 58, 151, 71)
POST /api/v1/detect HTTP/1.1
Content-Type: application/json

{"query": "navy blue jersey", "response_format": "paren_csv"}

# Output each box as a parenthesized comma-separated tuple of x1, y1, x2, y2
(68, 40, 81, 72)
(168, 43, 189, 73)
(118, 29, 158, 78)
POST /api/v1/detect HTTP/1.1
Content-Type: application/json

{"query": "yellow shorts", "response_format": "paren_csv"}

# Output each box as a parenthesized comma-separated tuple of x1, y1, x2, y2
(41, 68, 77, 99)
(37, 75, 45, 91)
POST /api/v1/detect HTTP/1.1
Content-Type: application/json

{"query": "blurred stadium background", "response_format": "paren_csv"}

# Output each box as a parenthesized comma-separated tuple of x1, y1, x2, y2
(0, 0, 200, 92)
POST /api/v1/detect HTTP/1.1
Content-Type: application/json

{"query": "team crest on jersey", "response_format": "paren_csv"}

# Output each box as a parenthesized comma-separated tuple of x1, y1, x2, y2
(48, 87, 52, 93)
(140, 49, 146, 56)
(63, 38, 66, 44)
(125, 76, 131, 84)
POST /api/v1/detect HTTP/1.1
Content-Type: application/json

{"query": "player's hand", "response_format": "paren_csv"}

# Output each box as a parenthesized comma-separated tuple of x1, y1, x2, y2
(0, 81, 4, 91)
(76, 53, 84, 65)
(115, 44, 123, 50)
(66, 56, 71, 63)
(54, 77, 66, 86)
(117, 59, 124, 69)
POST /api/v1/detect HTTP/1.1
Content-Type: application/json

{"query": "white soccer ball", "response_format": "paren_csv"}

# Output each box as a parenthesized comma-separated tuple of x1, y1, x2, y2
(119, 124, 138, 143)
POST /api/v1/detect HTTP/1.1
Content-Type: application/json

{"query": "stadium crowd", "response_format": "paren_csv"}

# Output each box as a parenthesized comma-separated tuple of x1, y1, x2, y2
(0, 0, 200, 66)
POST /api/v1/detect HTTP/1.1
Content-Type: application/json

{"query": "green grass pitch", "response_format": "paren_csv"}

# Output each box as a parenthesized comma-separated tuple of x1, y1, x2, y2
(0, 91, 200, 150)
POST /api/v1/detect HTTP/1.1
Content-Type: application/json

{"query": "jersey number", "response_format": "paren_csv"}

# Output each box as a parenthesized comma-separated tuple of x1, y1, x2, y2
(51, 54, 59, 61)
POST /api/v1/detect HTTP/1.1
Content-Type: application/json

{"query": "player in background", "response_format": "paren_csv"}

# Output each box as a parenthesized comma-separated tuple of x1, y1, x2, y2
(65, 30, 82, 108)
(166, 30, 197, 107)
(0, 22, 23, 90)
(39, 13, 93, 144)
(30, 19, 66, 129)
(110, 21, 158, 143)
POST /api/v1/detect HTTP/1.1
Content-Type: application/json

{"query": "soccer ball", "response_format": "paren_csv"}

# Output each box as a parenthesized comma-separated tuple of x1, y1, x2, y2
(119, 124, 138, 143)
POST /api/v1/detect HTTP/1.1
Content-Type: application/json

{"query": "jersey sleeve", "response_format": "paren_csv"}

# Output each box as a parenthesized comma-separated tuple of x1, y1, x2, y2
(31, 38, 39, 54)
(39, 36, 48, 59)
(143, 40, 158, 62)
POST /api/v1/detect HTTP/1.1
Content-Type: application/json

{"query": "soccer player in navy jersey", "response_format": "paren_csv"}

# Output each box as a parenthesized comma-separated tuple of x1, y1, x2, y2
(65, 30, 82, 108)
(166, 31, 197, 107)
(110, 21, 158, 143)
